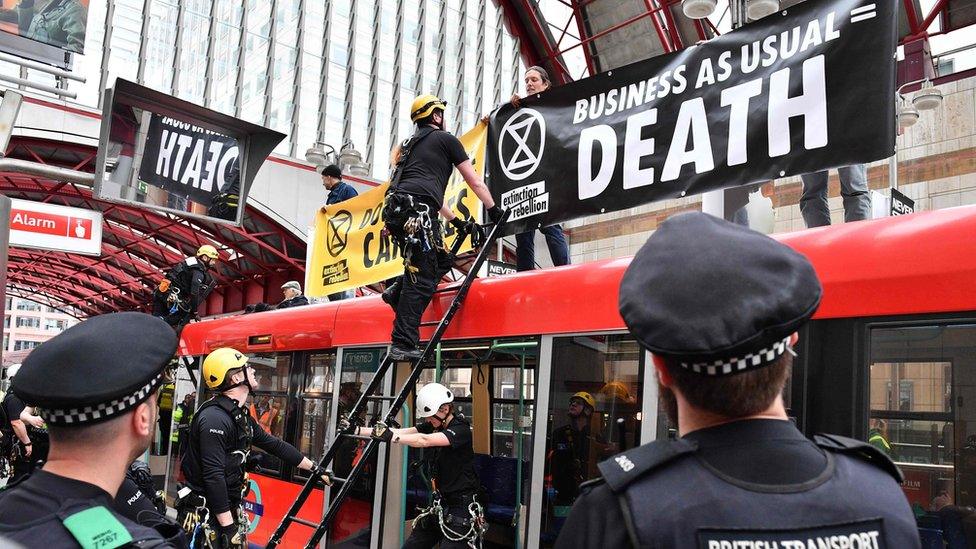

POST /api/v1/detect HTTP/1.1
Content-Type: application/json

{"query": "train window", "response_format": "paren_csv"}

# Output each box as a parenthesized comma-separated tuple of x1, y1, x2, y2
(246, 353, 293, 476)
(492, 367, 536, 458)
(540, 335, 644, 547)
(868, 324, 976, 525)
(296, 351, 336, 472)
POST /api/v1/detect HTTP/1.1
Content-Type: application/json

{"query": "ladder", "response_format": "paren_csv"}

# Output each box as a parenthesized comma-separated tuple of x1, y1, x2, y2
(267, 209, 510, 549)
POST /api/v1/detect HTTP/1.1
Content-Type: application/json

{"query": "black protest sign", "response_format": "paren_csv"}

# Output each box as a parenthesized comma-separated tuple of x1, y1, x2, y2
(487, 0, 897, 234)
(138, 114, 242, 207)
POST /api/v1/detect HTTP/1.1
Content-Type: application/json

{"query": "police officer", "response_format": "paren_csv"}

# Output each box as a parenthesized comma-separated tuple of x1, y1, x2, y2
(0, 312, 182, 547)
(556, 213, 920, 548)
(382, 94, 504, 361)
(359, 382, 484, 548)
(153, 244, 219, 330)
(179, 347, 329, 549)
(549, 392, 599, 505)
(1, 364, 47, 483)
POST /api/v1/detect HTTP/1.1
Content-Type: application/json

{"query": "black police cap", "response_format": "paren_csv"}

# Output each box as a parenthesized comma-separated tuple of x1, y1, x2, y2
(619, 212, 822, 376)
(14, 312, 177, 425)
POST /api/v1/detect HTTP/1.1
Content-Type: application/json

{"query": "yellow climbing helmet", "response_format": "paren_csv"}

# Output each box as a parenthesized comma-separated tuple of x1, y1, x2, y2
(202, 347, 248, 389)
(571, 391, 596, 409)
(410, 94, 447, 123)
(196, 244, 219, 260)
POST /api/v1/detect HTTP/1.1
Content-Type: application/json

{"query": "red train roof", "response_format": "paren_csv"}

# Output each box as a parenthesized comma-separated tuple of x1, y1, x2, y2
(179, 205, 976, 356)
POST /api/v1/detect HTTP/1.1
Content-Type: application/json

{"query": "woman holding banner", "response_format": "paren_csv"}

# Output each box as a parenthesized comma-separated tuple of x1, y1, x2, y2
(495, 66, 572, 272)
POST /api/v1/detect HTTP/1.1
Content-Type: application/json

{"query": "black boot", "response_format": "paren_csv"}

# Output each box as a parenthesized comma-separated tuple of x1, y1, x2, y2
(382, 279, 402, 309)
(388, 345, 423, 361)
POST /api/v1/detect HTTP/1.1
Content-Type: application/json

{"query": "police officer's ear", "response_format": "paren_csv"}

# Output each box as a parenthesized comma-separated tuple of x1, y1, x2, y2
(652, 354, 675, 388)
(131, 401, 155, 439)
(789, 332, 799, 348)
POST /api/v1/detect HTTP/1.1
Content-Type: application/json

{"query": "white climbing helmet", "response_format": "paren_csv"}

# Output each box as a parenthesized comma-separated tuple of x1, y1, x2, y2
(416, 382, 454, 419)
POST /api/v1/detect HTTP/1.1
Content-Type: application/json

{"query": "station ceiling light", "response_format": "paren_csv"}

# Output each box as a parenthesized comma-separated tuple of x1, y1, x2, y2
(911, 79, 943, 111)
(897, 97, 920, 128)
(682, 0, 717, 19)
(305, 141, 335, 167)
(746, 0, 779, 20)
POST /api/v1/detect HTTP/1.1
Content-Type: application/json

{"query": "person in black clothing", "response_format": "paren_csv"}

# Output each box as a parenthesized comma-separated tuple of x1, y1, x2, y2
(114, 461, 187, 545)
(0, 312, 182, 548)
(555, 213, 920, 548)
(358, 382, 482, 548)
(549, 391, 598, 505)
(1, 366, 47, 483)
(153, 244, 220, 330)
(382, 94, 504, 361)
(276, 280, 309, 309)
(179, 347, 329, 549)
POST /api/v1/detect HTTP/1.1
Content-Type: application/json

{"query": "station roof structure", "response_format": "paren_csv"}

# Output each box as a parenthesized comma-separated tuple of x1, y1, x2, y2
(495, 0, 975, 83)
(2, 135, 308, 318)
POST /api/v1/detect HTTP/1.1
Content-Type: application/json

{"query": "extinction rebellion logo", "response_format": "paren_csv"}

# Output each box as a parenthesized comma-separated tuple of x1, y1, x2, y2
(327, 210, 352, 257)
(497, 108, 550, 222)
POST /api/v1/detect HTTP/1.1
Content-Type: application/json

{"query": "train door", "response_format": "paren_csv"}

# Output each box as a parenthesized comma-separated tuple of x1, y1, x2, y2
(530, 333, 651, 548)
(326, 346, 393, 548)
(866, 322, 976, 546)
(163, 356, 203, 506)
(385, 338, 538, 548)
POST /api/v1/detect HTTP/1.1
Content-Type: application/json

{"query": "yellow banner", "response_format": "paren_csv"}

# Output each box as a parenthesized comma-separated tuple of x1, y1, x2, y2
(307, 122, 488, 297)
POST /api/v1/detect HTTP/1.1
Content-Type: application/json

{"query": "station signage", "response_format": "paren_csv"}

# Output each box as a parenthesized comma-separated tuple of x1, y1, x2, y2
(890, 188, 915, 216)
(8, 198, 102, 256)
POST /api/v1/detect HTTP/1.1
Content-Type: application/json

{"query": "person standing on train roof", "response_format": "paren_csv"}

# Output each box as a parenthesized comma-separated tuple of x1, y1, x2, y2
(556, 212, 920, 548)
(178, 347, 331, 549)
(353, 382, 485, 548)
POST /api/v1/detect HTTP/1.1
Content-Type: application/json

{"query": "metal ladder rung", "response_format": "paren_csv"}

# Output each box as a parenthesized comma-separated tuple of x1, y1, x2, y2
(340, 433, 373, 441)
(289, 517, 319, 528)
(432, 284, 462, 294)
(419, 319, 440, 327)
(366, 395, 396, 401)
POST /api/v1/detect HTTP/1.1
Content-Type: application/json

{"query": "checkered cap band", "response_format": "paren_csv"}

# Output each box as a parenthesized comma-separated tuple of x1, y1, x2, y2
(680, 336, 791, 376)
(39, 373, 165, 425)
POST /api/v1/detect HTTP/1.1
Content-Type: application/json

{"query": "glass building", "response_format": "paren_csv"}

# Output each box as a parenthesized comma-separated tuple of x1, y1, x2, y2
(5, 0, 525, 179)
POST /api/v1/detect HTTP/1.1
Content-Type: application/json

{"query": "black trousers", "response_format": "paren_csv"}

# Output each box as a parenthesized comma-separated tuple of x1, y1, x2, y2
(390, 222, 452, 350)
(402, 506, 475, 549)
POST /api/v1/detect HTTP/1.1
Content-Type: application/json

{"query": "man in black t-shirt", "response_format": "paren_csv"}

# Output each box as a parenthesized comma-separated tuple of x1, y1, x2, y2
(356, 382, 482, 548)
(2, 365, 47, 483)
(383, 94, 504, 361)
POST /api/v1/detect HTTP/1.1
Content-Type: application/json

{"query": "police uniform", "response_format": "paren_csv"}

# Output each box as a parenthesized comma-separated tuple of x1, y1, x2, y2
(152, 255, 215, 329)
(179, 394, 305, 541)
(555, 213, 920, 549)
(549, 424, 593, 504)
(404, 415, 481, 549)
(0, 312, 181, 548)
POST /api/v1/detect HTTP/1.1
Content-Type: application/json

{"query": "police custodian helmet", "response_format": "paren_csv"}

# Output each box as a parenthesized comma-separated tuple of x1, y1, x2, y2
(13, 313, 177, 425)
(619, 212, 823, 377)
(410, 94, 447, 123)
(202, 347, 249, 389)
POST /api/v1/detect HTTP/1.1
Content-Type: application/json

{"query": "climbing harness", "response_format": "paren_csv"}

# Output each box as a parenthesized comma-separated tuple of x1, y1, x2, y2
(412, 496, 487, 549)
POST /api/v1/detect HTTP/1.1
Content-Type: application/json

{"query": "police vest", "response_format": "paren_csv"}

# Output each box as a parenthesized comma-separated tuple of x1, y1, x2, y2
(596, 434, 920, 549)
(188, 396, 254, 490)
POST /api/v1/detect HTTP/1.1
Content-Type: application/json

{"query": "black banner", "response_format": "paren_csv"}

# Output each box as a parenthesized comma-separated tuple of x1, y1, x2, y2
(488, 0, 897, 235)
(138, 114, 242, 207)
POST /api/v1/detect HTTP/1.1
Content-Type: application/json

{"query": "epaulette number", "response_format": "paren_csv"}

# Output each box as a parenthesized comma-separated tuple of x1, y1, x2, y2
(615, 455, 635, 472)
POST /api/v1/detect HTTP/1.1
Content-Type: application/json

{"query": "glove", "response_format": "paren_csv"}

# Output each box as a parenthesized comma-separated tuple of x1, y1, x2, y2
(310, 464, 334, 486)
(217, 523, 243, 549)
(337, 416, 354, 434)
(372, 421, 395, 443)
(487, 205, 505, 224)
(450, 217, 474, 236)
